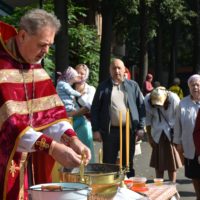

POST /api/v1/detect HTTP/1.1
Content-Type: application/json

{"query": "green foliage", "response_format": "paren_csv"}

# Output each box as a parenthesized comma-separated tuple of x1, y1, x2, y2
(111, 0, 196, 70)
(69, 23, 100, 87)
(113, 0, 140, 44)
(116, 0, 140, 15)
(0, 6, 32, 27)
(67, 1, 100, 87)
(68, 1, 87, 24)
(160, 0, 196, 25)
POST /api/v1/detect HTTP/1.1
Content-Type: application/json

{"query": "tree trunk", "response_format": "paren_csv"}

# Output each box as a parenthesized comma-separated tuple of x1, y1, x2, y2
(192, 0, 200, 73)
(139, 0, 149, 89)
(54, 0, 68, 82)
(85, 0, 99, 25)
(154, 4, 163, 84)
(168, 22, 178, 86)
(99, 0, 113, 83)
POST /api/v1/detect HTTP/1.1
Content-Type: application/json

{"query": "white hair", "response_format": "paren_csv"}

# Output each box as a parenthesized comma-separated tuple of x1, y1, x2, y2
(19, 8, 61, 35)
(187, 74, 200, 86)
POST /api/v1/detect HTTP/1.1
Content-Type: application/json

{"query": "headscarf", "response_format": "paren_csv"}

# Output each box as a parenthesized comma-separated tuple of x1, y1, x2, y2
(146, 73, 153, 81)
(75, 64, 89, 84)
(57, 66, 78, 82)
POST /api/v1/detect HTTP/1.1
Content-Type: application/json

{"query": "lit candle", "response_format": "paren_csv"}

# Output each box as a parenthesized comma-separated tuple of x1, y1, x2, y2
(119, 111, 123, 170)
(126, 109, 130, 169)
(99, 148, 103, 163)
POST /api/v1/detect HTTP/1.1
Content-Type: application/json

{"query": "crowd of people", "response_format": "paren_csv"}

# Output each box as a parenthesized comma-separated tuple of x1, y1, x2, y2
(0, 8, 200, 200)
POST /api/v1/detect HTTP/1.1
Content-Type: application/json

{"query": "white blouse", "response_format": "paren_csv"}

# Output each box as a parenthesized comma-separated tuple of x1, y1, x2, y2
(174, 96, 200, 159)
(77, 83, 96, 110)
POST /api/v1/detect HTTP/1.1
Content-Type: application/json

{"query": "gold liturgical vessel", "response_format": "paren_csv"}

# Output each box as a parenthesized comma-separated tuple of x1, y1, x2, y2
(59, 149, 122, 198)
(59, 110, 131, 198)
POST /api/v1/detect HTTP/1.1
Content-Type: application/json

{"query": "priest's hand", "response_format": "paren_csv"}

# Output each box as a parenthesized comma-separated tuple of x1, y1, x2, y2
(49, 141, 83, 168)
(69, 137, 91, 165)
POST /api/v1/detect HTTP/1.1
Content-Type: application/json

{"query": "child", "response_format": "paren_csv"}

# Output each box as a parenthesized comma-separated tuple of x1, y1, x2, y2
(56, 66, 82, 113)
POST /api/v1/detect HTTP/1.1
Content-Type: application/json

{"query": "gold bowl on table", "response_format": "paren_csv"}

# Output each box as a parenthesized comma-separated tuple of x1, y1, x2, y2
(59, 163, 121, 197)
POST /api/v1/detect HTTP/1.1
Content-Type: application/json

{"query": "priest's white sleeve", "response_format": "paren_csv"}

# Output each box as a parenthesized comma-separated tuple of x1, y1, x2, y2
(17, 121, 74, 152)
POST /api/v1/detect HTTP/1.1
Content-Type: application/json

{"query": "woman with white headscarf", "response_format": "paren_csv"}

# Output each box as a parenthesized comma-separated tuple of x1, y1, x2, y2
(174, 74, 200, 199)
(68, 64, 96, 163)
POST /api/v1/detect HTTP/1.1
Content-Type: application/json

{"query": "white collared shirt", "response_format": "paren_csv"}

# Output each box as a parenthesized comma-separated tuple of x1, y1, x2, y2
(174, 95, 200, 159)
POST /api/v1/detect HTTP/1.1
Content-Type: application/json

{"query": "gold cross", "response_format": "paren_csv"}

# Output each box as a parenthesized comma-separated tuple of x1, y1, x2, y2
(35, 137, 49, 150)
(9, 160, 19, 177)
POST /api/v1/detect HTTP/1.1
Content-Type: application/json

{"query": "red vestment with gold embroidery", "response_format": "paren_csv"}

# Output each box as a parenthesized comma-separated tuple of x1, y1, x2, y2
(0, 21, 68, 200)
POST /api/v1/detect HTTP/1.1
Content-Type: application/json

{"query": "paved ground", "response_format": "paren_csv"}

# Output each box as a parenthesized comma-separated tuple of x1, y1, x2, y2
(94, 140, 196, 200)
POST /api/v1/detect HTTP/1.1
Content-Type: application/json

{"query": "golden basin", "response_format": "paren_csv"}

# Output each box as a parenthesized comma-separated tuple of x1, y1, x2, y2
(59, 163, 121, 197)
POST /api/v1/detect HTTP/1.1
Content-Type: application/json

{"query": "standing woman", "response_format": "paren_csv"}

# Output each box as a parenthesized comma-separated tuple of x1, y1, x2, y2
(174, 74, 200, 199)
(68, 64, 96, 163)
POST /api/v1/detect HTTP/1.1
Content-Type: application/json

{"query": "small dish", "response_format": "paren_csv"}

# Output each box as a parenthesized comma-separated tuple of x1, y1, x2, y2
(130, 177, 147, 188)
(153, 178, 164, 186)
(124, 179, 133, 188)
(131, 186, 149, 192)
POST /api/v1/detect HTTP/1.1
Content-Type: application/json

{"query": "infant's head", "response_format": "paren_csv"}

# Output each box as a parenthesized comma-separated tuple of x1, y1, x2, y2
(64, 67, 81, 84)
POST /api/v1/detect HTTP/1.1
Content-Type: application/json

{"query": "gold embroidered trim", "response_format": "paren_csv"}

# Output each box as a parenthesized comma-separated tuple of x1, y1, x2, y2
(35, 137, 50, 151)
(3, 127, 30, 200)
(33, 118, 71, 131)
(9, 160, 19, 177)
(0, 95, 64, 129)
(19, 153, 28, 200)
(0, 69, 50, 83)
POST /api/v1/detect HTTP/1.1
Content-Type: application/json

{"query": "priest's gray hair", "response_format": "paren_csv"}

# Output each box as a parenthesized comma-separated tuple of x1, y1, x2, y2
(19, 8, 61, 35)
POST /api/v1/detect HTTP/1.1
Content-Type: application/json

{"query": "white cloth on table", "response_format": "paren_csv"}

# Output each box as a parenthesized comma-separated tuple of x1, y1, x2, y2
(113, 187, 148, 200)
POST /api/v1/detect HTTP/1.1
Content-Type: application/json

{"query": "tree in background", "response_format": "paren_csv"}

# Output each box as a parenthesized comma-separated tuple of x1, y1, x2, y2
(54, 0, 69, 81)
(0, 0, 199, 89)
(190, 0, 200, 74)
(99, 0, 114, 82)
(67, 0, 100, 86)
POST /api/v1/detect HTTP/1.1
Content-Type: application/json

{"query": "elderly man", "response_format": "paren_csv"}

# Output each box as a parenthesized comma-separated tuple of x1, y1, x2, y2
(91, 58, 145, 177)
(0, 9, 90, 200)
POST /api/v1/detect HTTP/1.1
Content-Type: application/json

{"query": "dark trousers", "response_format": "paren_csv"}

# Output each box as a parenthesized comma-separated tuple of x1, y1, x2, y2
(102, 126, 135, 177)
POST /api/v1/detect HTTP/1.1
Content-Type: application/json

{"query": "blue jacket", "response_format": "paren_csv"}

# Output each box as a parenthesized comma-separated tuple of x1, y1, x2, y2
(91, 78, 146, 139)
(56, 80, 81, 112)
